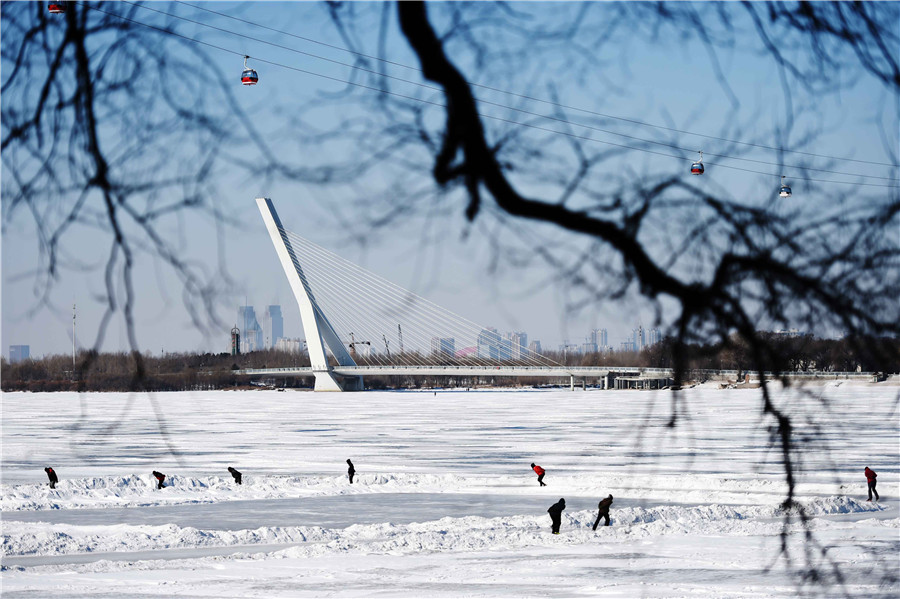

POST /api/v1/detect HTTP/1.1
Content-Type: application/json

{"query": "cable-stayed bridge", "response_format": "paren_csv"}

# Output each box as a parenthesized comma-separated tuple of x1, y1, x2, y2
(242, 198, 665, 391)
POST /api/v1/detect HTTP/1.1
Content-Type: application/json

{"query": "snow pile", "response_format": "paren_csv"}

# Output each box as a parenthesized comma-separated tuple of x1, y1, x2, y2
(3, 496, 887, 558)
(3, 472, 843, 512)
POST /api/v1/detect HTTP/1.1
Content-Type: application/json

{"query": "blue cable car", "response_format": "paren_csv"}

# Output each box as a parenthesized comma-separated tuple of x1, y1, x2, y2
(691, 150, 704, 175)
(779, 175, 792, 198)
(48, 3, 66, 13)
(241, 56, 258, 86)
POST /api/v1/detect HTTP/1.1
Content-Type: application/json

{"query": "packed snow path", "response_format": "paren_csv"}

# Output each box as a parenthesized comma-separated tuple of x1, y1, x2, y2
(1, 387, 897, 597)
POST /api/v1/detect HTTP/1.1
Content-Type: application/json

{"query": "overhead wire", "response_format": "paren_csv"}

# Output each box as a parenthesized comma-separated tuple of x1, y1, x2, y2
(282, 228, 560, 367)
(285, 229, 553, 367)
(121, 0, 898, 182)
(80, 3, 900, 189)
(173, 0, 898, 169)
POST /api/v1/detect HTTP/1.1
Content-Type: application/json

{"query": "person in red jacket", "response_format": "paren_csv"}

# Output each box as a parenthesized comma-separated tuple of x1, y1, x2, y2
(531, 463, 547, 486)
(865, 467, 879, 501)
(152, 470, 166, 489)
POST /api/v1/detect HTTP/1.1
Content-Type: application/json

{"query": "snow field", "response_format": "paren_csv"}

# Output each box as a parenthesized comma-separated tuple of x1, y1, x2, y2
(1, 387, 898, 597)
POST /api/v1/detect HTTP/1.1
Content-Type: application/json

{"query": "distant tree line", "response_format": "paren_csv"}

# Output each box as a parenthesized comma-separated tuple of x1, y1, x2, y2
(2, 334, 896, 393)
(554, 333, 900, 375)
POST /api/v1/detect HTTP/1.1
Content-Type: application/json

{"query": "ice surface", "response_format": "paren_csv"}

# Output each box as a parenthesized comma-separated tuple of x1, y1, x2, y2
(1, 387, 897, 597)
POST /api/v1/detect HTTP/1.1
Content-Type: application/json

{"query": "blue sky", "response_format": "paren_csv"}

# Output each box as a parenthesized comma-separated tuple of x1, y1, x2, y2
(2, 2, 897, 358)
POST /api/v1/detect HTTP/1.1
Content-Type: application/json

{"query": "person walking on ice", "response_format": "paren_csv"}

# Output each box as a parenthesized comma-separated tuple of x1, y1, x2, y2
(865, 466, 879, 501)
(531, 463, 547, 486)
(44, 467, 58, 489)
(593, 494, 614, 529)
(547, 498, 566, 534)
(227, 467, 242, 485)
(152, 471, 166, 489)
(347, 459, 356, 484)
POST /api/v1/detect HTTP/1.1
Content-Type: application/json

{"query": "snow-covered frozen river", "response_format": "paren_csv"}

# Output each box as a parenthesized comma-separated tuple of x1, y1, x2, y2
(2, 386, 897, 597)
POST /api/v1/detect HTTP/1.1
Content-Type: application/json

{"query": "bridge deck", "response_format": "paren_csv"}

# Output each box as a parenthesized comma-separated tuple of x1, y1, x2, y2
(233, 365, 877, 380)
(235, 365, 641, 377)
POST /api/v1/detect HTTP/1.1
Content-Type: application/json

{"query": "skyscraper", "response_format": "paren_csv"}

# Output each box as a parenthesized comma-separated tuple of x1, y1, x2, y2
(430, 337, 456, 356)
(588, 328, 609, 352)
(632, 326, 645, 352)
(264, 305, 283, 349)
(9, 345, 30, 363)
(477, 327, 502, 359)
(238, 306, 263, 352)
(506, 331, 527, 359)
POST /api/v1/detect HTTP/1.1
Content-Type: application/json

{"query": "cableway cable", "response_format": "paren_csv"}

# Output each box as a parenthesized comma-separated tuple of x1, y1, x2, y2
(78, 3, 900, 190)
(120, 0, 898, 181)
(172, 0, 898, 169)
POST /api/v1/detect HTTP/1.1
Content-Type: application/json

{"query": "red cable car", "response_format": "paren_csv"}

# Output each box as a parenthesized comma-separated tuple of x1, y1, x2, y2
(690, 150, 704, 175)
(48, 3, 66, 14)
(241, 56, 258, 86)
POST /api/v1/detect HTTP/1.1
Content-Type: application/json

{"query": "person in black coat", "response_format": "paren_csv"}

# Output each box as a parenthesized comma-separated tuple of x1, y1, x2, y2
(593, 494, 614, 529)
(547, 497, 566, 534)
(152, 470, 166, 489)
(347, 459, 356, 484)
(44, 467, 58, 489)
(227, 467, 242, 485)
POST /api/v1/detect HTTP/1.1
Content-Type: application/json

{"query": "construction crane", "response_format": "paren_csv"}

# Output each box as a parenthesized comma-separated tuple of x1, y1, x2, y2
(397, 324, 404, 354)
(348, 332, 370, 358)
(382, 334, 391, 359)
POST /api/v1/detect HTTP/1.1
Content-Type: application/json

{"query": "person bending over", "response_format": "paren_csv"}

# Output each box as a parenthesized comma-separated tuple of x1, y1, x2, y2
(44, 467, 58, 489)
(593, 494, 614, 530)
(531, 463, 547, 486)
(228, 467, 242, 485)
(865, 466, 879, 501)
(547, 498, 566, 534)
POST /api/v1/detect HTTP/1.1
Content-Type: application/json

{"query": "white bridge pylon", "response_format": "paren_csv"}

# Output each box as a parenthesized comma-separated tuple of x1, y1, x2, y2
(256, 197, 580, 391)
(257, 198, 361, 391)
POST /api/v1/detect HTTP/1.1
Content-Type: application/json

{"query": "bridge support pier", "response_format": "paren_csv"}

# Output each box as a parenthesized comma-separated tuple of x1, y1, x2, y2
(569, 375, 575, 391)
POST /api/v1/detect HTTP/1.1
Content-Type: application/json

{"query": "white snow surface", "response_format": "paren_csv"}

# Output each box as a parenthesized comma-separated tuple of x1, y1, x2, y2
(1, 387, 898, 597)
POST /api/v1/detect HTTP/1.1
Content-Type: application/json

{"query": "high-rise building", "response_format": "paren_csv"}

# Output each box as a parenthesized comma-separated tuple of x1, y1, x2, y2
(632, 326, 645, 352)
(506, 332, 527, 359)
(9, 345, 30, 363)
(238, 306, 263, 352)
(528, 340, 542, 355)
(592, 328, 608, 349)
(264, 305, 283, 349)
(477, 327, 502, 359)
(648, 327, 661, 346)
(430, 337, 456, 356)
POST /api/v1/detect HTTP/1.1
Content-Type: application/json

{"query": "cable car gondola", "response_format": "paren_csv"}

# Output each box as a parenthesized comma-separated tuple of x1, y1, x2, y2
(779, 175, 792, 198)
(241, 56, 258, 86)
(48, 3, 66, 14)
(690, 150, 704, 175)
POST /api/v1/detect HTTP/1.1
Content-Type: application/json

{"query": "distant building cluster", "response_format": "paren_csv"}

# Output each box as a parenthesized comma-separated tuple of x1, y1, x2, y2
(473, 328, 530, 360)
(232, 304, 670, 359)
(422, 325, 665, 360)
(561, 326, 663, 355)
(236, 304, 284, 352)
(275, 337, 305, 354)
